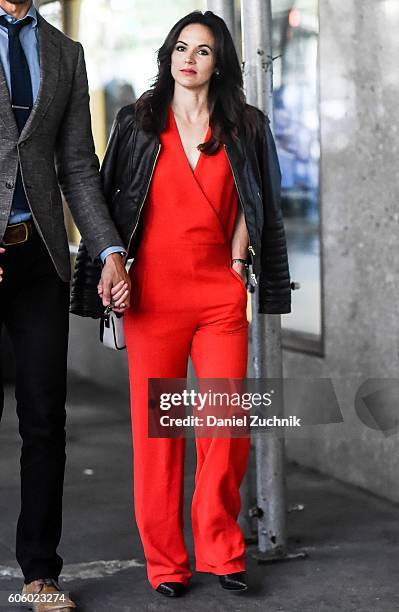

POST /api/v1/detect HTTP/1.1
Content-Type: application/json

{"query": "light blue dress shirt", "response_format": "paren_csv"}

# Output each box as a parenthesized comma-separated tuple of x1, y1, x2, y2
(0, 3, 39, 225)
(0, 3, 123, 262)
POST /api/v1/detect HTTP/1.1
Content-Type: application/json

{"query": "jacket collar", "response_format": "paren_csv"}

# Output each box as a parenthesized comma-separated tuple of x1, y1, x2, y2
(0, 60, 17, 139)
(0, 13, 60, 142)
(19, 13, 60, 142)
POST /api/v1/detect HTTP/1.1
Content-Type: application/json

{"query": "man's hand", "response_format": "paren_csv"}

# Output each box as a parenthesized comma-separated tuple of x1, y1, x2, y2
(0, 247, 5, 283)
(98, 253, 131, 313)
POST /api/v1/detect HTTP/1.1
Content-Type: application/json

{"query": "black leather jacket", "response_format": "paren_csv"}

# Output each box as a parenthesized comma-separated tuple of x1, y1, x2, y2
(70, 102, 291, 318)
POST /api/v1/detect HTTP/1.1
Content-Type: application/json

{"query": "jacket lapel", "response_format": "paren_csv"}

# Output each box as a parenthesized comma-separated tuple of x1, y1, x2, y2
(0, 59, 18, 139)
(19, 13, 60, 142)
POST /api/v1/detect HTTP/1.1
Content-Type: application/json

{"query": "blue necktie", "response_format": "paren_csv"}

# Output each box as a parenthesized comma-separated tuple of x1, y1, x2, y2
(0, 15, 33, 216)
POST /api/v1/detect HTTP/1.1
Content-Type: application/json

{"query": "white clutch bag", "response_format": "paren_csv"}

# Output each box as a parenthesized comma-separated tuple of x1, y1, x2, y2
(100, 305, 126, 351)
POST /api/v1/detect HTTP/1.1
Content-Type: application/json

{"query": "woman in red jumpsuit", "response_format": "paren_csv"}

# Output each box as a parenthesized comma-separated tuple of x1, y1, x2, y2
(125, 107, 250, 596)
(92, 10, 291, 599)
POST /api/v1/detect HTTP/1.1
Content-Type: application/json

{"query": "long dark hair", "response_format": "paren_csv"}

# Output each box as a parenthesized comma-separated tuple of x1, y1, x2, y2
(135, 10, 259, 154)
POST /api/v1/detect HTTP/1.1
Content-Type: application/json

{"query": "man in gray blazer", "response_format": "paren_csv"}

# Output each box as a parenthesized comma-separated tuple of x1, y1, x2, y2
(0, 0, 131, 609)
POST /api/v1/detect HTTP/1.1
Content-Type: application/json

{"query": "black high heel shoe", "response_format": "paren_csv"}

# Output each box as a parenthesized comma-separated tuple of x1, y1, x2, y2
(219, 571, 248, 591)
(156, 582, 187, 597)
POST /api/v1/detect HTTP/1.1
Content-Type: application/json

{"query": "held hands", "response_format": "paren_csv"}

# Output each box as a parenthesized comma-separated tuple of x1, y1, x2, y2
(97, 252, 131, 314)
(0, 247, 5, 282)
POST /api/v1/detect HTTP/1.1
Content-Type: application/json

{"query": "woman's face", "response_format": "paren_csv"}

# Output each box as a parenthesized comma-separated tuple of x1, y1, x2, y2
(170, 23, 217, 91)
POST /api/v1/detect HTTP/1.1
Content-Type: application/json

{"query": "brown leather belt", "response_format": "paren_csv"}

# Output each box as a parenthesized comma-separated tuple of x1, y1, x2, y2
(2, 220, 35, 247)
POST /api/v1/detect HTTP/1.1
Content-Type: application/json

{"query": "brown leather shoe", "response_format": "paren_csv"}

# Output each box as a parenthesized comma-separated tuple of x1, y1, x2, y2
(22, 579, 76, 611)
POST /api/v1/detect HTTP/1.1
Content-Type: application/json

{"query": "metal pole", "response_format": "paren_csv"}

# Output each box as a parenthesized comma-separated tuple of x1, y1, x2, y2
(206, 0, 236, 43)
(241, 0, 288, 560)
(207, 0, 255, 541)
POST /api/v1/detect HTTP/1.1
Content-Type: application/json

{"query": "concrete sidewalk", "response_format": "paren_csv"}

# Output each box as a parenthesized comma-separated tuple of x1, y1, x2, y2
(1, 376, 398, 612)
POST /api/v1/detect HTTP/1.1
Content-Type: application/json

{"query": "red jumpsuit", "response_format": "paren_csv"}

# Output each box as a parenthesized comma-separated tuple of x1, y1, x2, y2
(124, 108, 250, 589)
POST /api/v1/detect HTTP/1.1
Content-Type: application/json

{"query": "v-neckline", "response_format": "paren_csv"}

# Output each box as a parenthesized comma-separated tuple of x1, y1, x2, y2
(170, 108, 210, 175)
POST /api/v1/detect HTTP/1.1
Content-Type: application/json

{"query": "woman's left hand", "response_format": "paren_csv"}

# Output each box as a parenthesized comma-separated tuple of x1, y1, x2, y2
(98, 279, 129, 313)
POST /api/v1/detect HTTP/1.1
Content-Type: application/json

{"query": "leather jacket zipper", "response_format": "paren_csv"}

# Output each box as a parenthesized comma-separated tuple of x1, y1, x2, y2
(224, 144, 258, 286)
(126, 143, 161, 256)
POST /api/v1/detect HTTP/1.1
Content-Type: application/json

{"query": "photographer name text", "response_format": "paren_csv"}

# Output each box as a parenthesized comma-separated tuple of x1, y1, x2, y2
(159, 415, 301, 428)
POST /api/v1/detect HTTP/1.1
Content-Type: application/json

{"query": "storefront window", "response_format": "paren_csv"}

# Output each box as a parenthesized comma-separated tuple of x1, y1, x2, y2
(272, 0, 322, 344)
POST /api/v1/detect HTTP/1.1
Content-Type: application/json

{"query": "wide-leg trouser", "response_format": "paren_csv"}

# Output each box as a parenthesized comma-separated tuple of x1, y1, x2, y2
(124, 245, 250, 589)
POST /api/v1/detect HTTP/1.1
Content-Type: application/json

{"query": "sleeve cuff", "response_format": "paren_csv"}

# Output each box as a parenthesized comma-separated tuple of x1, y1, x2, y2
(99, 246, 126, 264)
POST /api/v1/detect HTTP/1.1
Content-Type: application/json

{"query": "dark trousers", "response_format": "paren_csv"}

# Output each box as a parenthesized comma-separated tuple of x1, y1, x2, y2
(0, 230, 69, 583)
